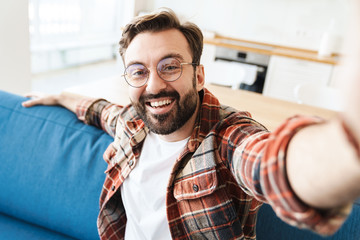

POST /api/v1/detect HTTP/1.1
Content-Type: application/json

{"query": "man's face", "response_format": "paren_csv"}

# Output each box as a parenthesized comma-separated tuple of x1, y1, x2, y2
(124, 29, 204, 136)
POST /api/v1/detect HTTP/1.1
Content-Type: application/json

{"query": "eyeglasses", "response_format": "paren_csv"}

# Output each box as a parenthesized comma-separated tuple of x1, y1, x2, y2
(122, 57, 197, 88)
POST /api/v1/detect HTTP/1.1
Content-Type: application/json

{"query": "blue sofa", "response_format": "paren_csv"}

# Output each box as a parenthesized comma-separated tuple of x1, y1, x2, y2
(0, 90, 359, 239)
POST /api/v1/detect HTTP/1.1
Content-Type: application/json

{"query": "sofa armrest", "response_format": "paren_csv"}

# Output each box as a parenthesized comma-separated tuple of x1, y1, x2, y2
(0, 90, 113, 239)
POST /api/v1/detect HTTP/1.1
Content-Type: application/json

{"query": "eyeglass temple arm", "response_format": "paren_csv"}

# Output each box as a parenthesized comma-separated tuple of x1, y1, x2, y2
(180, 62, 198, 66)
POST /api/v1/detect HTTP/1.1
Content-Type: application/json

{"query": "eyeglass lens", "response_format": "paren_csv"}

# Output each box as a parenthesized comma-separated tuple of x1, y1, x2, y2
(124, 57, 183, 87)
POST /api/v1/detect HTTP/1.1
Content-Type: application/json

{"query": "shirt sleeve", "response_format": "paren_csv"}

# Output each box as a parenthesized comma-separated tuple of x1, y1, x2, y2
(229, 115, 352, 235)
(75, 97, 124, 138)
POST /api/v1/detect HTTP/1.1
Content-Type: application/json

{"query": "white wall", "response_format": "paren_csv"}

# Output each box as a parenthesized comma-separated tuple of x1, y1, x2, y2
(142, 0, 348, 52)
(0, 1, 31, 95)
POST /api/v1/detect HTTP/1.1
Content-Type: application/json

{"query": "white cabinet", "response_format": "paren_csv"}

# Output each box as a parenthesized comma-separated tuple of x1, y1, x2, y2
(263, 56, 333, 103)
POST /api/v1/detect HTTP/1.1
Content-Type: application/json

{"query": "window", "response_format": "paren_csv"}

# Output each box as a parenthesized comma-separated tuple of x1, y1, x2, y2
(29, 0, 123, 73)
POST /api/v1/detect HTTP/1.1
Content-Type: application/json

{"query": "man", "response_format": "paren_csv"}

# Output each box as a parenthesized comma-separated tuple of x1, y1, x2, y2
(23, 8, 360, 240)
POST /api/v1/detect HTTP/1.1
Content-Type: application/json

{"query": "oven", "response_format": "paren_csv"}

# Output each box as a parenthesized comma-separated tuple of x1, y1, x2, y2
(206, 46, 270, 93)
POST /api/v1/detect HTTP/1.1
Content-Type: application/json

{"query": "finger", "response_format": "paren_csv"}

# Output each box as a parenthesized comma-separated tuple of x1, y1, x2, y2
(103, 144, 117, 161)
(22, 99, 42, 108)
(103, 148, 115, 161)
(23, 92, 45, 99)
(23, 93, 36, 98)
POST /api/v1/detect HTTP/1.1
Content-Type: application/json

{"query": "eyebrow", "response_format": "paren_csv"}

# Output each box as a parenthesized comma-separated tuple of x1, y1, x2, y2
(126, 53, 186, 68)
(162, 53, 185, 62)
(126, 60, 146, 68)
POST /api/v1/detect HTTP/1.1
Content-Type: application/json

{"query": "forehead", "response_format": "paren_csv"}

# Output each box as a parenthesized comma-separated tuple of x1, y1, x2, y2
(124, 29, 192, 66)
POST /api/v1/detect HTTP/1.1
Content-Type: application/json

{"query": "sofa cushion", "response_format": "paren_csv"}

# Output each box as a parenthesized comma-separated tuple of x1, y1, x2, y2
(0, 90, 113, 239)
(257, 200, 360, 240)
(0, 212, 75, 240)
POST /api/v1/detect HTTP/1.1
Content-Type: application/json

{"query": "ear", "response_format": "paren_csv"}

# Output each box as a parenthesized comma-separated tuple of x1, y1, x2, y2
(195, 65, 205, 92)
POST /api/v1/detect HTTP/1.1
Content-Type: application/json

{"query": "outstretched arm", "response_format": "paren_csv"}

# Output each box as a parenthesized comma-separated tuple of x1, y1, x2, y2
(22, 91, 122, 137)
(22, 91, 84, 113)
(287, 118, 360, 209)
(287, 0, 360, 210)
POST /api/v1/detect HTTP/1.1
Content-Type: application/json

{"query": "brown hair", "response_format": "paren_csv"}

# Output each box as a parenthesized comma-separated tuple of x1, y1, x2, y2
(119, 8, 203, 65)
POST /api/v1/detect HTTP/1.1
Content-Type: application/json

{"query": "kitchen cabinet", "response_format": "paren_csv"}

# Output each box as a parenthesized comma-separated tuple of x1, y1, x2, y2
(263, 56, 333, 102)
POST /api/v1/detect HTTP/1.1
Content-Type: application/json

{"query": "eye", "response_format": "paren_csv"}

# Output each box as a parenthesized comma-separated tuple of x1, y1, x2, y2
(162, 64, 180, 72)
(158, 58, 181, 75)
(132, 69, 146, 76)
(126, 64, 148, 80)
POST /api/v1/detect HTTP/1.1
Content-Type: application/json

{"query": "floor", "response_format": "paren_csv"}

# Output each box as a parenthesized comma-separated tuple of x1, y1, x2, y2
(31, 59, 124, 94)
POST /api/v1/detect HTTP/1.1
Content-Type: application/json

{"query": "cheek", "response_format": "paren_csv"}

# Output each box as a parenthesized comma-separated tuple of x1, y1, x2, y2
(174, 72, 196, 93)
(128, 88, 144, 102)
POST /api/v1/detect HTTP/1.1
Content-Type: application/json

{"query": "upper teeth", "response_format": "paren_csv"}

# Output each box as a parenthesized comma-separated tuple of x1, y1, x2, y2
(150, 99, 172, 107)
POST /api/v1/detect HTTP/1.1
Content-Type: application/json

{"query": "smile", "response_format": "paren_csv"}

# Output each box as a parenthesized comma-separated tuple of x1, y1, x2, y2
(147, 99, 174, 108)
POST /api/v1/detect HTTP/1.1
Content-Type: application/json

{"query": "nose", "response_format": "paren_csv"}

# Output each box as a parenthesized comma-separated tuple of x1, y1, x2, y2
(145, 69, 167, 94)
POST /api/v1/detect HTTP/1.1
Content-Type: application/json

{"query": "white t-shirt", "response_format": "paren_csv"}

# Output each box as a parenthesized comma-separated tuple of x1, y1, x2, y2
(121, 131, 189, 240)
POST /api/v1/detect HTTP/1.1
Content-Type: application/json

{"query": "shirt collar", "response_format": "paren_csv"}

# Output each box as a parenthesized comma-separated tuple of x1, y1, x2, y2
(187, 88, 221, 152)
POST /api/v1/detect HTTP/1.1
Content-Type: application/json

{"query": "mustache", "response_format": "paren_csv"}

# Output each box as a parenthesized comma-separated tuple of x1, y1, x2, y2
(139, 90, 180, 102)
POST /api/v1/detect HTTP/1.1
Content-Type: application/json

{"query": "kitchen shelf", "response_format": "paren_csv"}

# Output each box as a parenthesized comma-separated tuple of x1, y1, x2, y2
(204, 35, 339, 65)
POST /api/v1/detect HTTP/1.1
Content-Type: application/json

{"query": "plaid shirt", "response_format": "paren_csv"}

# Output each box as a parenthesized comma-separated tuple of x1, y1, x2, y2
(76, 88, 349, 240)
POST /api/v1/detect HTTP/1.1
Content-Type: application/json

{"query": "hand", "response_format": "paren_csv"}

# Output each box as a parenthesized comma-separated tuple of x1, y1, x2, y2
(22, 92, 60, 108)
(103, 143, 117, 164)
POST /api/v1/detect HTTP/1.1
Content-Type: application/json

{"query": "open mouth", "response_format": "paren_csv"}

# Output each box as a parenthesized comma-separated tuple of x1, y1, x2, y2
(144, 98, 176, 116)
(146, 99, 174, 108)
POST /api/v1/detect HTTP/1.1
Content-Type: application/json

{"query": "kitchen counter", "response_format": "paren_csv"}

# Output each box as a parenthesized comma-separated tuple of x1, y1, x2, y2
(205, 84, 336, 131)
(204, 35, 339, 65)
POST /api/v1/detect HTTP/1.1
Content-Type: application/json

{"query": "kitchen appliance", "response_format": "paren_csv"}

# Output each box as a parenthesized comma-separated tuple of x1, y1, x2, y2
(212, 46, 270, 93)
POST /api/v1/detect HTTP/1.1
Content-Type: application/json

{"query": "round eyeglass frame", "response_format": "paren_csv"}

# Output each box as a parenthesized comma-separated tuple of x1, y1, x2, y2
(122, 57, 198, 88)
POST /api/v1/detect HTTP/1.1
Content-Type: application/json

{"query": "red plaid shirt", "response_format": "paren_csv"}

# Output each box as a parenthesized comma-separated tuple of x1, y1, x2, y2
(76, 88, 349, 240)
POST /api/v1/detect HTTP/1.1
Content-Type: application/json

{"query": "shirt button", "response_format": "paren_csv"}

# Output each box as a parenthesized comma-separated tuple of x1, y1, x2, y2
(128, 159, 134, 167)
(193, 184, 199, 192)
(111, 185, 116, 191)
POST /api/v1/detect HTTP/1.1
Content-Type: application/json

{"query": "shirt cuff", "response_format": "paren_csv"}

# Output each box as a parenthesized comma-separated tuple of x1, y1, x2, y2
(75, 98, 109, 127)
(262, 115, 351, 235)
(75, 98, 97, 123)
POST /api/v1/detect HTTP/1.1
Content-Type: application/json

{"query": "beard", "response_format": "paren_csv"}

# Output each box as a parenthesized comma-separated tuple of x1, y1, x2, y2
(132, 80, 199, 135)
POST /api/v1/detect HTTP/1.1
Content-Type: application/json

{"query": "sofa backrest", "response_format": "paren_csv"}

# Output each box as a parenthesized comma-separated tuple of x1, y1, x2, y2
(0, 90, 113, 239)
(257, 200, 360, 240)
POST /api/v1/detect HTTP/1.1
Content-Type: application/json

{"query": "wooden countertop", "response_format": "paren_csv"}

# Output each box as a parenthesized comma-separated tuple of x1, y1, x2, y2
(206, 84, 337, 130)
(65, 77, 337, 131)
(204, 35, 339, 65)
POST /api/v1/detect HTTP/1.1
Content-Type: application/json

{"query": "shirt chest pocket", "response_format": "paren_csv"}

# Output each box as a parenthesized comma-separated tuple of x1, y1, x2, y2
(173, 168, 218, 200)
(173, 167, 239, 236)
